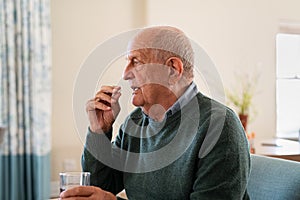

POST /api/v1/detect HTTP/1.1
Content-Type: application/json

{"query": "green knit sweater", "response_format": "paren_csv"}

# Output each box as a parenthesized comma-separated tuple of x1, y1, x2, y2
(82, 93, 251, 200)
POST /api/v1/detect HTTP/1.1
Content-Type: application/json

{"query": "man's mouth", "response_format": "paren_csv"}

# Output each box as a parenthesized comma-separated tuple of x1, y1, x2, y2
(131, 87, 140, 94)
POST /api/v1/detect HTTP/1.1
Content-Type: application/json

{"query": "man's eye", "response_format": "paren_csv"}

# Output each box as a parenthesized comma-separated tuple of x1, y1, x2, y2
(133, 59, 141, 65)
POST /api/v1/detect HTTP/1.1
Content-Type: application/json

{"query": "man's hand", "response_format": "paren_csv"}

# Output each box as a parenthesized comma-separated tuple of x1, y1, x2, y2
(59, 186, 117, 200)
(86, 86, 121, 133)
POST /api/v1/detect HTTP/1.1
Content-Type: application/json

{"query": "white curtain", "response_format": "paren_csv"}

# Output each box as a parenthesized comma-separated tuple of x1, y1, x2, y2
(0, 0, 52, 199)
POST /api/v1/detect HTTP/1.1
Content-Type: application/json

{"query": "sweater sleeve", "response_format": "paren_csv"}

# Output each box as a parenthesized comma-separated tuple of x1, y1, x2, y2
(81, 128, 124, 195)
(190, 109, 251, 200)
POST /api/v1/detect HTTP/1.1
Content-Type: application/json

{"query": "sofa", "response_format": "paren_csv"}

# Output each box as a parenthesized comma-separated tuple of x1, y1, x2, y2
(248, 154, 300, 200)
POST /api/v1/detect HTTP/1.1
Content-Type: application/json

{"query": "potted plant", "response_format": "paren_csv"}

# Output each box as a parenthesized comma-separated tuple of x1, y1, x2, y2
(226, 73, 259, 131)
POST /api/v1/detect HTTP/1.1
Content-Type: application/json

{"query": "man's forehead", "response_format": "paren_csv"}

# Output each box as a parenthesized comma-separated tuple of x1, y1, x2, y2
(127, 38, 151, 52)
(126, 49, 148, 60)
(126, 38, 162, 60)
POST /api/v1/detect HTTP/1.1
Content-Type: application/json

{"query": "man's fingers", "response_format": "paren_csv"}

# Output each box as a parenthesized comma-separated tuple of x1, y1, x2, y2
(95, 92, 111, 104)
(59, 186, 113, 199)
(93, 86, 121, 108)
(110, 88, 121, 120)
(86, 99, 111, 112)
(85, 85, 121, 133)
(95, 85, 120, 97)
(111, 87, 121, 104)
(60, 186, 94, 198)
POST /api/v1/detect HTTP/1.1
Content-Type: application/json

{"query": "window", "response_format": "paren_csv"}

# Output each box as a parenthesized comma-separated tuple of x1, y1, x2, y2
(276, 33, 300, 139)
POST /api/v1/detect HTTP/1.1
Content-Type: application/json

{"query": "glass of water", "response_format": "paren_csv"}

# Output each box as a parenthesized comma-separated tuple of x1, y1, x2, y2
(59, 172, 90, 193)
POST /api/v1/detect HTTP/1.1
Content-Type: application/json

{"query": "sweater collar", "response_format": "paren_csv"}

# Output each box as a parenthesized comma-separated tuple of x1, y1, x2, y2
(166, 82, 199, 118)
(140, 82, 199, 121)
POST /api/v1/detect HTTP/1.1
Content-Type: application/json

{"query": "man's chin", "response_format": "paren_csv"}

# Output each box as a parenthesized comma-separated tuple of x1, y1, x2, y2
(131, 97, 144, 108)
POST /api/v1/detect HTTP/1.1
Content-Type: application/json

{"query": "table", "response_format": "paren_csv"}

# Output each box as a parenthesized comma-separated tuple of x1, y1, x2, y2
(254, 138, 300, 162)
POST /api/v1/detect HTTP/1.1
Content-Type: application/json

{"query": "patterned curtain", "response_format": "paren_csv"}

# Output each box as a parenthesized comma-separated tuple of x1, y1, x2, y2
(0, 0, 51, 199)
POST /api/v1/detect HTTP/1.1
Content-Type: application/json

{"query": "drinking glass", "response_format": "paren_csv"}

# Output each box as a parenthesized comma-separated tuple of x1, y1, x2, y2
(59, 172, 90, 193)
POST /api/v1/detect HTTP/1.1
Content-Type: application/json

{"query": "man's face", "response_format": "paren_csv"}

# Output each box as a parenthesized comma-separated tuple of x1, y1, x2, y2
(122, 48, 172, 113)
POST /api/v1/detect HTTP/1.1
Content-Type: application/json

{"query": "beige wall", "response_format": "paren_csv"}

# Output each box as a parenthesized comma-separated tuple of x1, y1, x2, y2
(50, 0, 146, 181)
(146, 0, 300, 138)
(51, 0, 300, 181)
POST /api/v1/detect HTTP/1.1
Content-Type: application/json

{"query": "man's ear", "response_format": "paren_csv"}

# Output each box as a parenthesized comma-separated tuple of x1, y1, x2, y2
(165, 57, 184, 83)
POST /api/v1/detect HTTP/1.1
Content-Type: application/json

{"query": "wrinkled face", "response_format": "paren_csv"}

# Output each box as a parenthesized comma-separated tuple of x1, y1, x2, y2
(122, 47, 173, 114)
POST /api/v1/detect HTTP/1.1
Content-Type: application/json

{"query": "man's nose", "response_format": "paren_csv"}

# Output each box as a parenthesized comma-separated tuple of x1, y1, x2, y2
(122, 63, 134, 80)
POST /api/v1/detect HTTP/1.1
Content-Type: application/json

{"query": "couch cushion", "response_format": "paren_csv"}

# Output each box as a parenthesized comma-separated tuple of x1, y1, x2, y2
(248, 154, 300, 200)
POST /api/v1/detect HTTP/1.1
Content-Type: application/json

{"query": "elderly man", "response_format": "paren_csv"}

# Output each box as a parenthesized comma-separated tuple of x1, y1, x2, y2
(60, 26, 250, 200)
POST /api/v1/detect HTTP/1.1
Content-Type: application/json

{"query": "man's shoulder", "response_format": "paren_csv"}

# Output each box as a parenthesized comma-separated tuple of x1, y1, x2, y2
(194, 92, 235, 117)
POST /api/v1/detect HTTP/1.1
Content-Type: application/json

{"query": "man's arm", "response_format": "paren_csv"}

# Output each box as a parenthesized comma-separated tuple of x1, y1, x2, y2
(82, 85, 124, 195)
(82, 128, 124, 195)
(190, 109, 251, 200)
